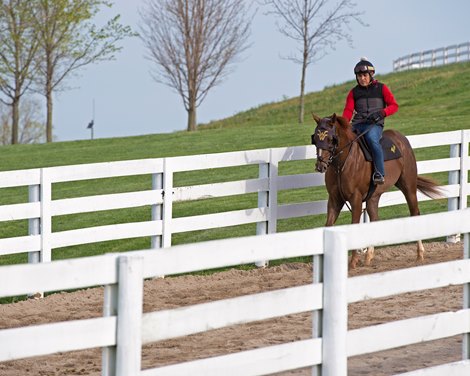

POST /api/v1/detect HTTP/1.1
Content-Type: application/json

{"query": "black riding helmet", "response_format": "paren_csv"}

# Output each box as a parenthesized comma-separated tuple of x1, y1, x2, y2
(354, 57, 375, 74)
(354, 57, 375, 84)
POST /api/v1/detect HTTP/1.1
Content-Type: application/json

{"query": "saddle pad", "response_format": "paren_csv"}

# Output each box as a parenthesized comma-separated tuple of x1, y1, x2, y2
(358, 136, 402, 162)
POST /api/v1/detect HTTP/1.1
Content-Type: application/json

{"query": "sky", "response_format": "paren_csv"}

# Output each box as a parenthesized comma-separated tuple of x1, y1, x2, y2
(52, 0, 470, 142)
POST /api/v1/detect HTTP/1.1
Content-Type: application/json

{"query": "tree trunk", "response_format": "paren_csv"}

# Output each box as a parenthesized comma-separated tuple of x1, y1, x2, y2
(298, 54, 307, 124)
(11, 97, 20, 145)
(46, 85, 53, 143)
(187, 106, 197, 131)
(187, 92, 197, 131)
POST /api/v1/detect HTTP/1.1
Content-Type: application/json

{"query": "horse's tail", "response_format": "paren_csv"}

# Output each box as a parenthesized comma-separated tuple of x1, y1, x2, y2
(417, 176, 444, 199)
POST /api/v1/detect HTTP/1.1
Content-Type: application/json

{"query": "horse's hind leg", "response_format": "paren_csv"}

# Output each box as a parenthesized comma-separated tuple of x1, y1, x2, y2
(363, 196, 381, 266)
(349, 197, 366, 269)
(416, 240, 425, 261)
(396, 179, 425, 262)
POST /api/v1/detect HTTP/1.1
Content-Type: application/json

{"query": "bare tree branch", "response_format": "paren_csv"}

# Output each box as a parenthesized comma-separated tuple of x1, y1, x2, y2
(139, 0, 254, 131)
(260, 0, 366, 123)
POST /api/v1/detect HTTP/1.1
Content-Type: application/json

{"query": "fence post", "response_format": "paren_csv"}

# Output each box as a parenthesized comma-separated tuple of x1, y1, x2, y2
(162, 159, 173, 248)
(322, 229, 348, 376)
(28, 184, 42, 298)
(312, 253, 324, 376)
(115, 255, 143, 376)
(267, 149, 279, 235)
(463, 232, 470, 360)
(151, 172, 163, 249)
(40, 168, 52, 263)
(28, 185, 40, 264)
(102, 283, 118, 376)
(447, 140, 462, 243)
(255, 160, 270, 267)
(460, 130, 469, 211)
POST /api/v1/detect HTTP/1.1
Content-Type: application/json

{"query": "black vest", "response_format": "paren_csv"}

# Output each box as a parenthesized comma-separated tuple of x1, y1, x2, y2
(352, 81, 385, 126)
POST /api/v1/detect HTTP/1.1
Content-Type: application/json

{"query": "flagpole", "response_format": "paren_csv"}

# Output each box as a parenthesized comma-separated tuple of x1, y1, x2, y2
(92, 99, 95, 140)
(87, 99, 95, 140)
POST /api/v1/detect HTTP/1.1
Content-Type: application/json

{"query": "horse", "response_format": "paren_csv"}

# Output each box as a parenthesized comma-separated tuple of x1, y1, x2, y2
(311, 113, 442, 269)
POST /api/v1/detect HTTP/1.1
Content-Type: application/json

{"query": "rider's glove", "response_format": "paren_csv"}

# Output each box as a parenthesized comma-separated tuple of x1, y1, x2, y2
(367, 110, 385, 124)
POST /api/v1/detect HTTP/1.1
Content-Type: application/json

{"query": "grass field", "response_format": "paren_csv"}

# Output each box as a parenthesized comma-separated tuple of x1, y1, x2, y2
(0, 62, 469, 270)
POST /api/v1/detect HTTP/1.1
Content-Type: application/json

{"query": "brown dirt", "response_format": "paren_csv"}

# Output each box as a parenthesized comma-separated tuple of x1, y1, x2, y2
(0, 241, 465, 375)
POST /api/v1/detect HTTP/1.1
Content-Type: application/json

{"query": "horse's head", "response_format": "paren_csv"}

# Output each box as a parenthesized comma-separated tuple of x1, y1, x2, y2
(311, 113, 339, 173)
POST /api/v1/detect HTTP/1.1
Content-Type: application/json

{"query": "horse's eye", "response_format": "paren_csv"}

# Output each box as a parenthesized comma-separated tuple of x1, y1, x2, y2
(332, 136, 338, 146)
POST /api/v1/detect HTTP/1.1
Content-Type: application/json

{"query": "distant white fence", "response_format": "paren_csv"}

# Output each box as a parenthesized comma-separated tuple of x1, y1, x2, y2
(393, 42, 470, 71)
(0, 209, 469, 375)
(0, 129, 469, 267)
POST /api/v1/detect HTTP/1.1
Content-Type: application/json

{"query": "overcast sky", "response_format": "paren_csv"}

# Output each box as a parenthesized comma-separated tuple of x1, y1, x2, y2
(52, 0, 470, 141)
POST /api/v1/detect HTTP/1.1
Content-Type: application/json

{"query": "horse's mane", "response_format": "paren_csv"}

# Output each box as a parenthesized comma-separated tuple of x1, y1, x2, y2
(335, 115, 356, 140)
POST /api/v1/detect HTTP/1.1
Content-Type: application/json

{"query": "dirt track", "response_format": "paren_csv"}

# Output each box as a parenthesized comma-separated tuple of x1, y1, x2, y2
(0, 241, 465, 375)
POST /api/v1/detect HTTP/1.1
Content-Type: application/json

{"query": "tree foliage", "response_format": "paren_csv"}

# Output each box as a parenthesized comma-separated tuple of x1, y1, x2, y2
(139, 0, 253, 131)
(0, 0, 40, 144)
(32, 0, 135, 142)
(0, 99, 47, 145)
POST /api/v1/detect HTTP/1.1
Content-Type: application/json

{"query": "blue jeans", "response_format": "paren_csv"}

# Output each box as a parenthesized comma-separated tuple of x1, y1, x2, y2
(353, 123, 384, 176)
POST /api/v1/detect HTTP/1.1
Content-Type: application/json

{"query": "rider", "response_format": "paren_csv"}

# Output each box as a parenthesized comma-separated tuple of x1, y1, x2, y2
(342, 57, 399, 185)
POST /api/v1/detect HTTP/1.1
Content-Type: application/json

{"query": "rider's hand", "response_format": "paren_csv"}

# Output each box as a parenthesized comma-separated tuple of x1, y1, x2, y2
(367, 110, 385, 124)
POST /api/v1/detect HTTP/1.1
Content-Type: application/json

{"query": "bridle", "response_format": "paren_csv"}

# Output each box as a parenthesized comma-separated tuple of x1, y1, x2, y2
(313, 119, 344, 170)
(313, 118, 372, 171)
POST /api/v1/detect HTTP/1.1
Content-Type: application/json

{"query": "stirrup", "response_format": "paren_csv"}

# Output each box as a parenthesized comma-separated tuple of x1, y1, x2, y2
(373, 173, 385, 185)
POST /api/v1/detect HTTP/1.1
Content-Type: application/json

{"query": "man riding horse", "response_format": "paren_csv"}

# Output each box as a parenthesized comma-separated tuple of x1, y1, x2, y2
(342, 57, 399, 185)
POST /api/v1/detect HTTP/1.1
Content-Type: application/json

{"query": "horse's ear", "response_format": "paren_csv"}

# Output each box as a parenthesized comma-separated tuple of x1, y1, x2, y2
(311, 113, 321, 124)
(331, 113, 337, 123)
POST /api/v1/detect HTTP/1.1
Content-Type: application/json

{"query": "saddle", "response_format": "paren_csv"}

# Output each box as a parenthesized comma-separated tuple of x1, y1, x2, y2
(355, 132, 402, 162)
(354, 130, 402, 201)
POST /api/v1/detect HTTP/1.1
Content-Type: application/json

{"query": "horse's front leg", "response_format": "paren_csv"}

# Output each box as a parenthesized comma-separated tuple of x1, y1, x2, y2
(349, 196, 365, 269)
(325, 195, 344, 227)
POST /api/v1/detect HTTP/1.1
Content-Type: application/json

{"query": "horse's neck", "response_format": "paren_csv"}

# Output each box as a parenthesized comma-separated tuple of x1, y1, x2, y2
(337, 126, 356, 153)
(335, 127, 363, 166)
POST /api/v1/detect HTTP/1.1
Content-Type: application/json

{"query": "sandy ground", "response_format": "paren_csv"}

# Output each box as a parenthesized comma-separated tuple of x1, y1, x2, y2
(0, 241, 466, 375)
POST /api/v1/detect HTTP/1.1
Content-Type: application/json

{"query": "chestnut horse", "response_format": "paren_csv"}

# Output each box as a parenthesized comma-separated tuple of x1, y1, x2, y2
(311, 113, 442, 269)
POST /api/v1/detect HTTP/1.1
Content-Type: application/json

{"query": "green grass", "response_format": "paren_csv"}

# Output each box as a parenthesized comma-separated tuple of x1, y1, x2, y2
(1, 62, 469, 272)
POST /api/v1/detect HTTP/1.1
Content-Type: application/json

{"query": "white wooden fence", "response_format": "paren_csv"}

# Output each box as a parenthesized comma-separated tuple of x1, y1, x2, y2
(0, 129, 469, 267)
(0, 209, 469, 375)
(393, 42, 470, 71)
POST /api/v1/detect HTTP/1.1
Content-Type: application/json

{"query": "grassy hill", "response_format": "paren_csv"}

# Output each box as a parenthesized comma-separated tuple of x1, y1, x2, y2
(1, 61, 469, 171)
(0, 62, 469, 270)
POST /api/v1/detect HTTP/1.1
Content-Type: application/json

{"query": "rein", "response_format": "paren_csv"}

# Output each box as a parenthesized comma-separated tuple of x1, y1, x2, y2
(320, 123, 372, 169)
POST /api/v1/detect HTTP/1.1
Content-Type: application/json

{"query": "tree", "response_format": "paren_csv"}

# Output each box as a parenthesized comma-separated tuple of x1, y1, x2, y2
(0, 97, 47, 144)
(139, 0, 253, 131)
(261, 0, 366, 123)
(0, 0, 40, 144)
(32, 0, 135, 142)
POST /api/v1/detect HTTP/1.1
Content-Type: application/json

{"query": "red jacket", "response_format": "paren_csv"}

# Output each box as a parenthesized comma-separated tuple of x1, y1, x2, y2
(342, 80, 398, 124)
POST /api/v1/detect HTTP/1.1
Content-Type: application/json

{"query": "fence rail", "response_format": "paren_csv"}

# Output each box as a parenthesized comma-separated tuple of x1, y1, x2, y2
(393, 42, 470, 71)
(0, 129, 469, 270)
(1, 129, 470, 374)
(0, 209, 469, 375)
